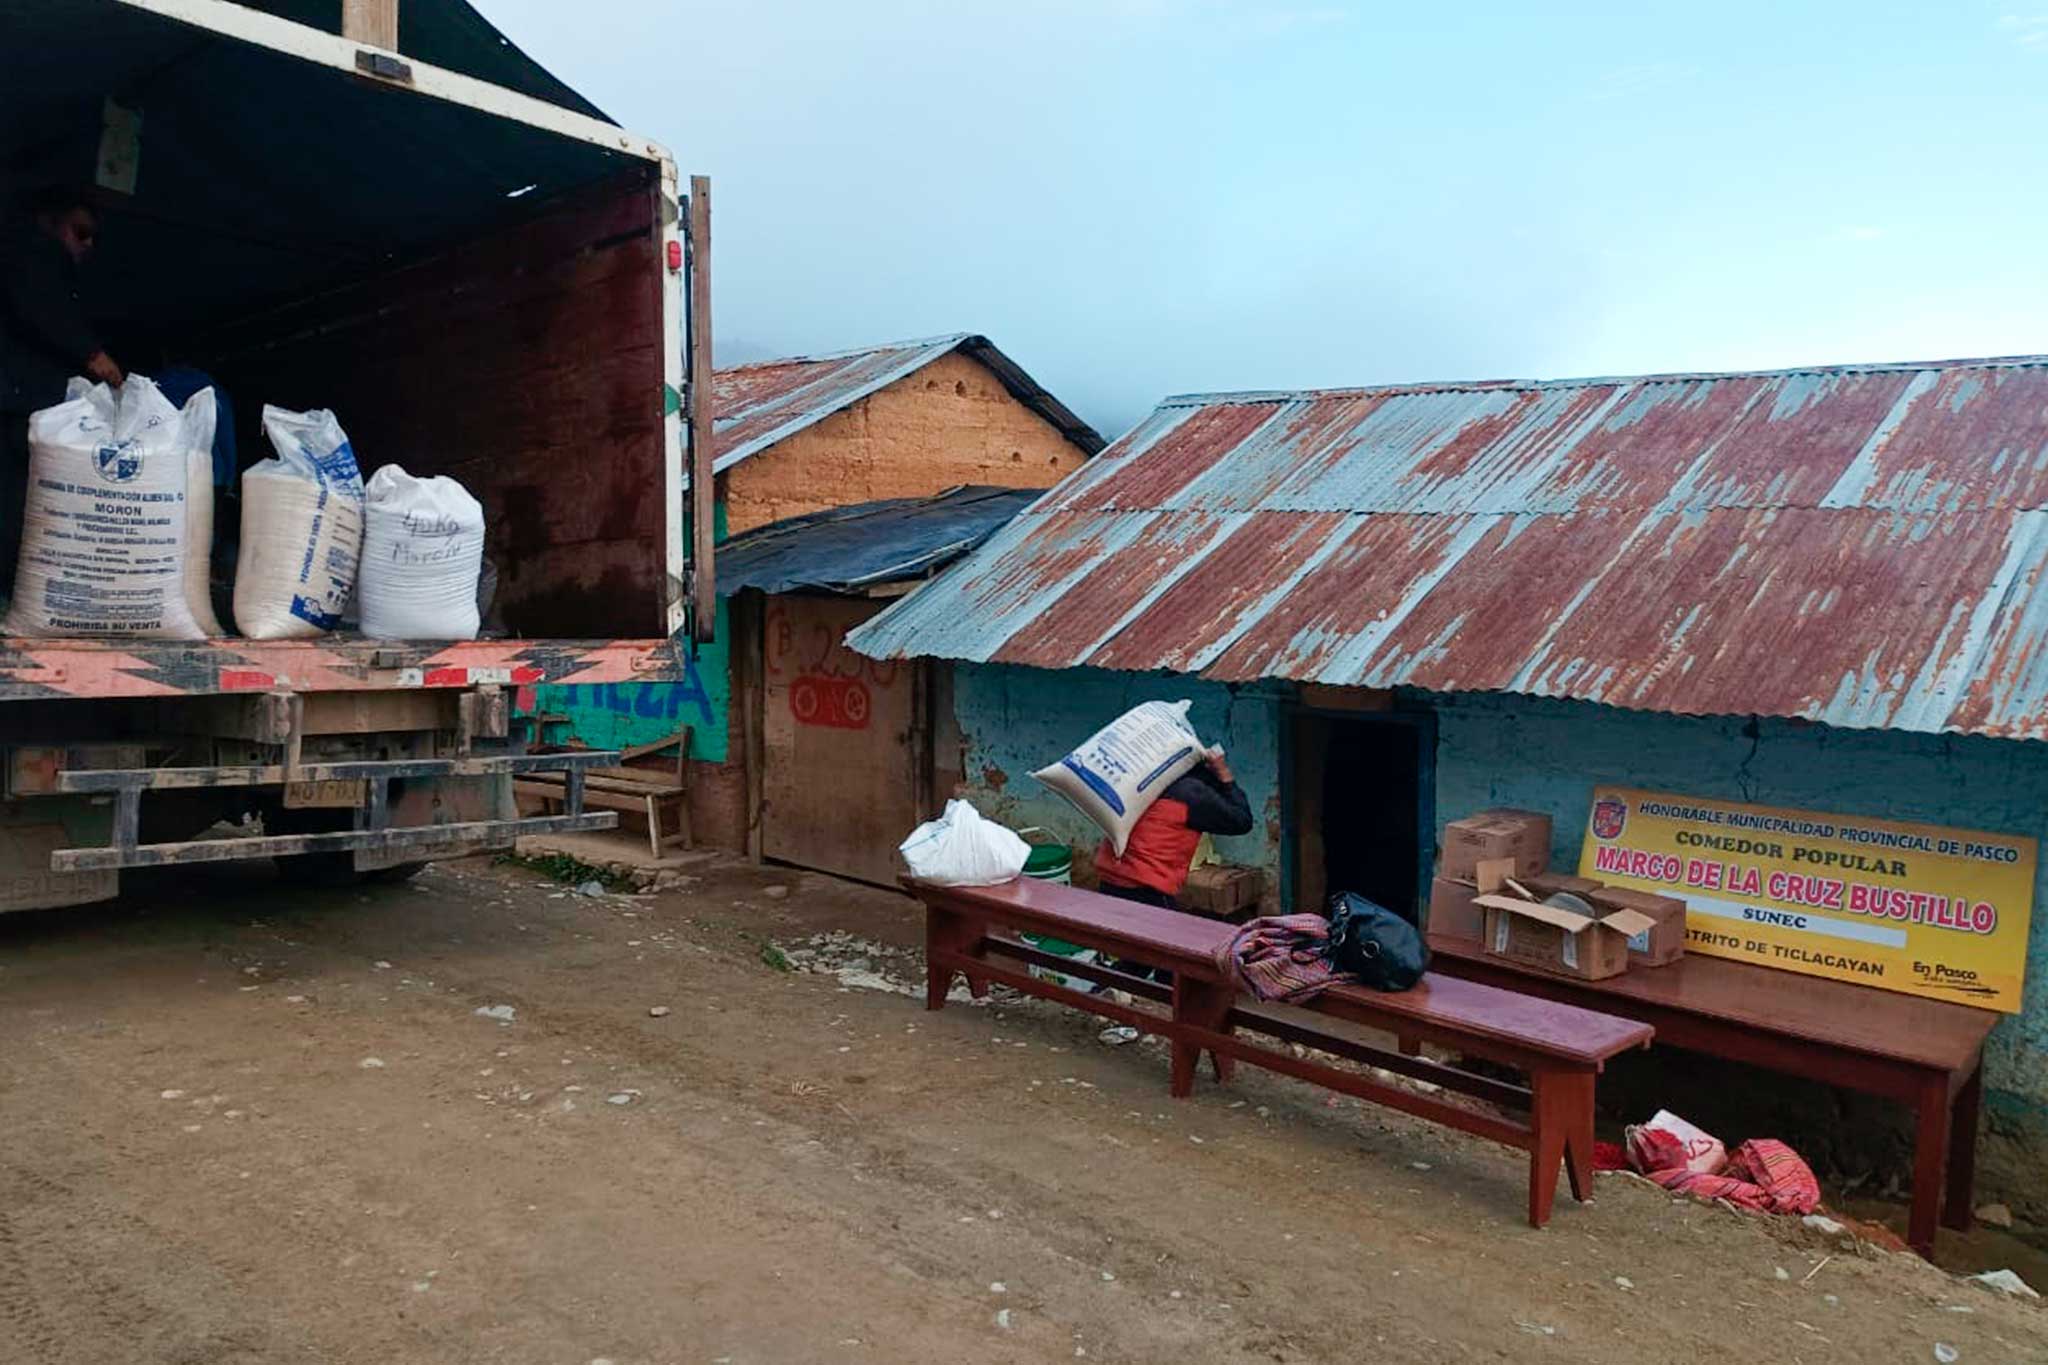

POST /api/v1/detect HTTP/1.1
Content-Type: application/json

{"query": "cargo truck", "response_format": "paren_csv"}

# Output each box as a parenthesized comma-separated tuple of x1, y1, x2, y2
(0, 0, 711, 905)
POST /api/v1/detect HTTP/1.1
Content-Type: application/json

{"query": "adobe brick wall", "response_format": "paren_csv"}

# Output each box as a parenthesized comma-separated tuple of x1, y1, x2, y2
(723, 350, 1088, 534)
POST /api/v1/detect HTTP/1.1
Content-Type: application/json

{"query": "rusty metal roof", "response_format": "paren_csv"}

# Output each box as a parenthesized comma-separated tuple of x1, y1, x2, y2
(847, 355, 2048, 740)
(707, 334, 1105, 481)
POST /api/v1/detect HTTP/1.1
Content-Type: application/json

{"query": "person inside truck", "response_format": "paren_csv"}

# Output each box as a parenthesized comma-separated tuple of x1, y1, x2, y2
(1093, 748, 1255, 913)
(1, 186, 126, 595)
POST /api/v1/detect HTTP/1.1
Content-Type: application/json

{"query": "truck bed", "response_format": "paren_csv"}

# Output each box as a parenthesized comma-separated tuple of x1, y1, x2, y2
(0, 636, 680, 702)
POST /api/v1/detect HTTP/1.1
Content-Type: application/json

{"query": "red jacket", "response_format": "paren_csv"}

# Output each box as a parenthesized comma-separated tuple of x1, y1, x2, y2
(1095, 770, 1253, 898)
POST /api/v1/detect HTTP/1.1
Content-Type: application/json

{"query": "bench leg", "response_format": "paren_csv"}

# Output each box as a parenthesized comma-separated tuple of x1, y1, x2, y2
(1527, 1070, 1594, 1228)
(1944, 1062, 1982, 1233)
(1909, 1074, 1952, 1255)
(925, 909, 984, 1011)
(1560, 1073, 1595, 1203)
(1169, 978, 1235, 1098)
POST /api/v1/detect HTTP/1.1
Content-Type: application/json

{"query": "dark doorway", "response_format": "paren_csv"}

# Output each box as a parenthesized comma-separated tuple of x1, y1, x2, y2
(1290, 708, 1433, 922)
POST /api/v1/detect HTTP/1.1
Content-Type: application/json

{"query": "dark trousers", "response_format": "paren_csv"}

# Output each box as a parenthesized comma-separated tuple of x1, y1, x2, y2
(1098, 878, 1179, 912)
(1098, 877, 1178, 984)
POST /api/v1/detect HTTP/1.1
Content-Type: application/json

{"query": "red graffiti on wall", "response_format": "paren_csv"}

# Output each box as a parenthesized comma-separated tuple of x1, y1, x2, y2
(765, 604, 900, 689)
(790, 675, 871, 730)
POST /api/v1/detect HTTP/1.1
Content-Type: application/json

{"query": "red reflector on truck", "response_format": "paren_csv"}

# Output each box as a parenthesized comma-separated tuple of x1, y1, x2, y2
(221, 670, 277, 691)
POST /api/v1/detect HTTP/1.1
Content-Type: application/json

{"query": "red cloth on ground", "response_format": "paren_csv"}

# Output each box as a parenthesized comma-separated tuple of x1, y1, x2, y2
(1592, 1140, 1631, 1172)
(1634, 1134, 1821, 1215)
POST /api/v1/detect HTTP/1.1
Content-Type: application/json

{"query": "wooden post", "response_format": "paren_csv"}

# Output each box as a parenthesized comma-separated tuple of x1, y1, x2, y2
(734, 590, 767, 863)
(342, 0, 399, 48)
(685, 176, 717, 642)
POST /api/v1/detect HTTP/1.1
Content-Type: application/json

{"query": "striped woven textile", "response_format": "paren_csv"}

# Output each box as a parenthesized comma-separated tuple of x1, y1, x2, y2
(1215, 914, 1353, 1004)
(1637, 1135, 1821, 1215)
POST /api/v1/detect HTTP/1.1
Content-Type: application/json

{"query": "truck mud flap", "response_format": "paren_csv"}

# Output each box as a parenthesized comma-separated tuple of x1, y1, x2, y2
(49, 751, 623, 873)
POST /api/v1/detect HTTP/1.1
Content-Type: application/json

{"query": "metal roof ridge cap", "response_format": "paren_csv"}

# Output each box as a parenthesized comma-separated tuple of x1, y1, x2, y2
(710, 339, 980, 472)
(1153, 354, 2048, 411)
(717, 333, 971, 373)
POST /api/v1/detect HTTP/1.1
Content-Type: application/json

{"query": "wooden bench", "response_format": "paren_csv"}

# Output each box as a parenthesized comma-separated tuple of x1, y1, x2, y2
(516, 767, 690, 859)
(908, 876, 1654, 1229)
(1425, 932, 1998, 1256)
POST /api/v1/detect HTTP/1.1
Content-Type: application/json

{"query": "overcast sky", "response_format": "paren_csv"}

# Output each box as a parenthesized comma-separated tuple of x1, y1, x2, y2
(480, 0, 2048, 440)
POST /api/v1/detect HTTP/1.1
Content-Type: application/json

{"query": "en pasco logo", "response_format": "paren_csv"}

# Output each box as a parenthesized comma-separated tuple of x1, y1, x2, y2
(94, 440, 141, 484)
(1592, 797, 1628, 841)
(1910, 961, 1999, 999)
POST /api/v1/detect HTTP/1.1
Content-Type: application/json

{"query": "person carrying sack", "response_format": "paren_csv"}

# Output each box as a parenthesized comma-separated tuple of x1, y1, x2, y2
(1091, 748, 1253, 911)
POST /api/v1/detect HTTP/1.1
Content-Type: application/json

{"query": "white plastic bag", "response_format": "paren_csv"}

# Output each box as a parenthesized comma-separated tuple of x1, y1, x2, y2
(5, 375, 208, 639)
(1625, 1109, 1728, 1176)
(233, 406, 364, 639)
(899, 799, 1030, 886)
(1032, 700, 1204, 854)
(356, 465, 485, 640)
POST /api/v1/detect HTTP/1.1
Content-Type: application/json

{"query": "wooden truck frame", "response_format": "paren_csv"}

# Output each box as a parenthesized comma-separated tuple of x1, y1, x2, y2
(0, 0, 714, 903)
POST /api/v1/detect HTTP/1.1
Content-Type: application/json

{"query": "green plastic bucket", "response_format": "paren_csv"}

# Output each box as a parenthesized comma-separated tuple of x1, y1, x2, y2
(1019, 838, 1091, 985)
(1022, 841, 1073, 884)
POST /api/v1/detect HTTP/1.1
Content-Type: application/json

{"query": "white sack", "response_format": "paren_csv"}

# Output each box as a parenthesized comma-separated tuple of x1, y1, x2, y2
(233, 406, 364, 639)
(1032, 699, 1203, 855)
(5, 375, 208, 639)
(356, 464, 484, 640)
(899, 799, 1030, 886)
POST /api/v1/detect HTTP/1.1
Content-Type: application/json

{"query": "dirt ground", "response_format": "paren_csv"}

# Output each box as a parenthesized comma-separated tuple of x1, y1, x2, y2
(1, 852, 2043, 1365)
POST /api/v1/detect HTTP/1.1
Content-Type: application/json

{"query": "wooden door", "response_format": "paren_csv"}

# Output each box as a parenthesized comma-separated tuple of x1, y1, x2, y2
(762, 595, 923, 885)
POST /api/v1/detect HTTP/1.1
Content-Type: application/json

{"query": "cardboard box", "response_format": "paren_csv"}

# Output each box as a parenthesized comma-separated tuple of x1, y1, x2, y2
(1426, 876, 1486, 940)
(1476, 892, 1657, 982)
(1587, 885, 1687, 967)
(1440, 808, 1552, 883)
(1181, 864, 1266, 919)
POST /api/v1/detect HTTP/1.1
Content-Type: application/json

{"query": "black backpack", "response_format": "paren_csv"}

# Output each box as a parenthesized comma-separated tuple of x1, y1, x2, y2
(1326, 892, 1430, 992)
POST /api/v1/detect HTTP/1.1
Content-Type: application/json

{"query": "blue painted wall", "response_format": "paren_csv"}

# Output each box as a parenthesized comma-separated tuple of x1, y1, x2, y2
(951, 663, 1284, 878)
(1426, 690, 2048, 1121)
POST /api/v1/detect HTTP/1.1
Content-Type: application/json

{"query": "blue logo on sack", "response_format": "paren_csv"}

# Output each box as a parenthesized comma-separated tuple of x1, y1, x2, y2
(93, 441, 142, 483)
(1061, 757, 1126, 816)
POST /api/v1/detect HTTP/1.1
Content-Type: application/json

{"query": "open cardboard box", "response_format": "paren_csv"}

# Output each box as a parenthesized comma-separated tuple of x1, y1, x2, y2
(1474, 891, 1658, 981)
(1504, 872, 1688, 968)
(1426, 853, 1536, 940)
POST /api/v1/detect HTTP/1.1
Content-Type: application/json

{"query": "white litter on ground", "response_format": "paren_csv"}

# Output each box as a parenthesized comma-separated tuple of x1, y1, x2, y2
(1970, 1268, 2038, 1298)
(777, 931, 928, 998)
(474, 1004, 516, 1022)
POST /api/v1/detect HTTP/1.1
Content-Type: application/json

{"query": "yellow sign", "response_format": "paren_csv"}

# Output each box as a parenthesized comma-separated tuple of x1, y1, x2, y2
(1577, 787, 2034, 1012)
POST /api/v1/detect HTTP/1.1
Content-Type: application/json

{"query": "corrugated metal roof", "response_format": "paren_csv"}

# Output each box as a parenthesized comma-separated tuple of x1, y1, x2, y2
(716, 486, 1039, 596)
(707, 334, 1106, 481)
(847, 355, 2048, 740)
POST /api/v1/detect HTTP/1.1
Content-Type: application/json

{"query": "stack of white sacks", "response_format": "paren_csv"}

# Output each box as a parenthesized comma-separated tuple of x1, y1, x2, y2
(6, 379, 485, 642)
